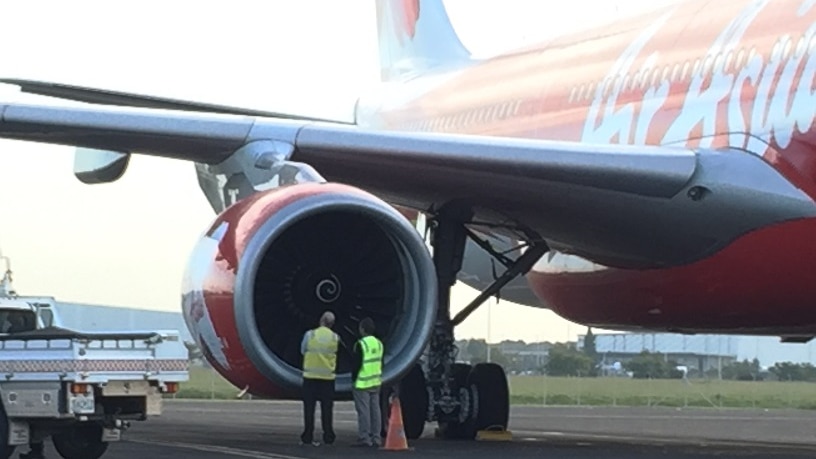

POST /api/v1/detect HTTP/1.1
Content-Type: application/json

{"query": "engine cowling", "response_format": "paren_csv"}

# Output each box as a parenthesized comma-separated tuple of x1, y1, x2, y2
(181, 182, 437, 397)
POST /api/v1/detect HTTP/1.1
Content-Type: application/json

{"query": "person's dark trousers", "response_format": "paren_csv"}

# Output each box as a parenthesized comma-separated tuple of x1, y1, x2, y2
(301, 378, 336, 444)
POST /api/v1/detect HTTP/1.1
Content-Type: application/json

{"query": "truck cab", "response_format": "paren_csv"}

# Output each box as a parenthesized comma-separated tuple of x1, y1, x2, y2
(0, 298, 57, 334)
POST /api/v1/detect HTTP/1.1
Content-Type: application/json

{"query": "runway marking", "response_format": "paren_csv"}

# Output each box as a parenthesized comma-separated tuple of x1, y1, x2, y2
(169, 404, 810, 423)
(168, 400, 304, 406)
(511, 413, 811, 421)
(128, 439, 310, 459)
(508, 430, 816, 451)
(166, 401, 815, 420)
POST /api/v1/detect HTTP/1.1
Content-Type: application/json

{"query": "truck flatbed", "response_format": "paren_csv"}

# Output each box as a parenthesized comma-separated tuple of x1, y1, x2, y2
(0, 326, 162, 341)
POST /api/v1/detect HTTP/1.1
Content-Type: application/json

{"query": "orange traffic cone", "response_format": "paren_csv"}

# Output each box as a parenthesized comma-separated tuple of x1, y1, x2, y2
(381, 396, 411, 451)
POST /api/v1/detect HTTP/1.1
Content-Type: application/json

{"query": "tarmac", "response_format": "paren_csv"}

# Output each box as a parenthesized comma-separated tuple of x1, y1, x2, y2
(18, 400, 816, 459)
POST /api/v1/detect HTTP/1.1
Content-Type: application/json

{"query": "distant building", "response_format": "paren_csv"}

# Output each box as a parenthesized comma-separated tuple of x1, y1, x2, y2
(53, 302, 192, 342)
(504, 342, 552, 372)
(456, 339, 552, 373)
(578, 332, 739, 376)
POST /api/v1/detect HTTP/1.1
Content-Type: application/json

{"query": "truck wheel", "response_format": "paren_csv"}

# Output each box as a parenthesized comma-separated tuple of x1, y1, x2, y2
(52, 424, 108, 459)
(0, 405, 15, 459)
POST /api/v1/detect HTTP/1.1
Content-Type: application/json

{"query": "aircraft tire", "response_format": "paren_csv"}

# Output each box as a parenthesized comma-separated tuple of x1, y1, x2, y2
(437, 363, 476, 440)
(468, 362, 510, 433)
(398, 363, 428, 440)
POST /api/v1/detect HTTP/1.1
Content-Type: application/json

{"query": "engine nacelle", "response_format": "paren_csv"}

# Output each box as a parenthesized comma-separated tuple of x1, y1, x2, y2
(181, 182, 437, 397)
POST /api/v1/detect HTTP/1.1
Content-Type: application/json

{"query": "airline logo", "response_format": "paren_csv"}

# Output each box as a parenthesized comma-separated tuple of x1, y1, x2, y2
(400, 0, 420, 39)
(181, 221, 231, 371)
(582, 0, 816, 157)
(379, 0, 420, 45)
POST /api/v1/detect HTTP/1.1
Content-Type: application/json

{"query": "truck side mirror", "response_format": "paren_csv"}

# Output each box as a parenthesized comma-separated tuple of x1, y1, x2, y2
(37, 306, 54, 328)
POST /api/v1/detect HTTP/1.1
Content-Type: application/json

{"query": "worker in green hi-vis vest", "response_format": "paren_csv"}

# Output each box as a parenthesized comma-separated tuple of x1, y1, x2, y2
(350, 317, 384, 447)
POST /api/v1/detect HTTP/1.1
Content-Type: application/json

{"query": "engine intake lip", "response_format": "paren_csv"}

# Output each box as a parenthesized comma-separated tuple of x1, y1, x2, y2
(233, 187, 437, 392)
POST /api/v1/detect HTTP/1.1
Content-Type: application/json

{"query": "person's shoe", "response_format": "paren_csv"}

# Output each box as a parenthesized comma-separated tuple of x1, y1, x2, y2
(350, 440, 372, 447)
(298, 440, 320, 447)
(20, 452, 45, 459)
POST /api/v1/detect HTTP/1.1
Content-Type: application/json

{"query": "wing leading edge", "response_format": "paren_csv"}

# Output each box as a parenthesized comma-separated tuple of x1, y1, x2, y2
(0, 101, 813, 268)
(0, 78, 352, 124)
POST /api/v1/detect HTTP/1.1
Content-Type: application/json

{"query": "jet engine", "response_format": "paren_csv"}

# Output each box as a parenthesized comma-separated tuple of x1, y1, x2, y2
(181, 182, 438, 397)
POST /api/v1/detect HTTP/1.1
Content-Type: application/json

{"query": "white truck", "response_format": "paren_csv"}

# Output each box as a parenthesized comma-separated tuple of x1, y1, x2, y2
(0, 260, 189, 459)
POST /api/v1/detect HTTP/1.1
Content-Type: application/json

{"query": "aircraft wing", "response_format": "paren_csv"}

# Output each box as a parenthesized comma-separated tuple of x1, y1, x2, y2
(0, 78, 351, 124)
(0, 99, 813, 269)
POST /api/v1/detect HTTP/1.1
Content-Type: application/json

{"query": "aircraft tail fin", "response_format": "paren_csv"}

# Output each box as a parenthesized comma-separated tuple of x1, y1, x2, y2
(375, 0, 472, 82)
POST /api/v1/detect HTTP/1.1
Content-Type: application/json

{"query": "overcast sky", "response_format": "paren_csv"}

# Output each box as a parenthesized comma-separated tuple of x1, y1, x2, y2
(0, 0, 677, 343)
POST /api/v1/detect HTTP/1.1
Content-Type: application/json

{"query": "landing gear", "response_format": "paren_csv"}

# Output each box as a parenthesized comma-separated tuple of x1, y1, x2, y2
(400, 206, 548, 440)
(435, 362, 473, 439)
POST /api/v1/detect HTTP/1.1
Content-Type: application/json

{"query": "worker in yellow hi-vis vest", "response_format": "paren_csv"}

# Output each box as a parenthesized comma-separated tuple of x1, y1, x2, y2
(351, 317, 384, 447)
(300, 311, 339, 446)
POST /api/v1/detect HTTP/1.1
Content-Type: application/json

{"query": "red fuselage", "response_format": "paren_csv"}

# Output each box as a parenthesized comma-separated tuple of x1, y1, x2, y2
(357, 0, 816, 336)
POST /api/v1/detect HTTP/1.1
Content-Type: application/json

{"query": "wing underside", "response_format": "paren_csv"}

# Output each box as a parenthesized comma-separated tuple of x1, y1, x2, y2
(0, 98, 812, 269)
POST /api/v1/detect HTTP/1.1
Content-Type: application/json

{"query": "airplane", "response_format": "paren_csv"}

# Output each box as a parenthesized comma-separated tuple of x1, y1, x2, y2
(0, 0, 814, 441)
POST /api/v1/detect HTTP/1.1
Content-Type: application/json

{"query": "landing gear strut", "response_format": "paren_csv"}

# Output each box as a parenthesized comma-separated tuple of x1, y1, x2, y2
(400, 206, 548, 440)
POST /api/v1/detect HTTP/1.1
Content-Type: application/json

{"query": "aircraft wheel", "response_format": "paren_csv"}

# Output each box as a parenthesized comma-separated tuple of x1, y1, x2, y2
(468, 363, 510, 432)
(395, 363, 427, 440)
(437, 363, 476, 440)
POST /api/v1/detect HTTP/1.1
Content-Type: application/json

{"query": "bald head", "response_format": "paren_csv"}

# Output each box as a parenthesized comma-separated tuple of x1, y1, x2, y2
(319, 311, 335, 327)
